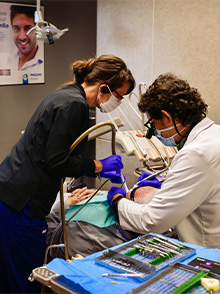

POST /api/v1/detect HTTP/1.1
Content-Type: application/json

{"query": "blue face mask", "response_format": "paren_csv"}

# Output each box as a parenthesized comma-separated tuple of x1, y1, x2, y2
(154, 123, 187, 147)
(154, 129, 177, 146)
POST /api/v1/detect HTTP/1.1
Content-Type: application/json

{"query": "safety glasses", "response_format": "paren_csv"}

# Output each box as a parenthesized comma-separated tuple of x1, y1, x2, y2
(106, 85, 124, 101)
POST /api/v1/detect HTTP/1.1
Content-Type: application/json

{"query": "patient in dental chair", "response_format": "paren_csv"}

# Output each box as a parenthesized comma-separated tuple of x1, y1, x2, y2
(46, 185, 159, 261)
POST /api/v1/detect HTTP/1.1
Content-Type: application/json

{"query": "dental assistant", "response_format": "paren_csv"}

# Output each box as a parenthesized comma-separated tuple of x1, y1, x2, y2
(107, 73, 220, 249)
(0, 54, 135, 293)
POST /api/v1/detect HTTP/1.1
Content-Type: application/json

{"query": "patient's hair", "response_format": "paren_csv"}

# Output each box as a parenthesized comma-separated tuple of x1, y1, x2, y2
(138, 73, 208, 126)
(127, 186, 157, 204)
(60, 54, 135, 94)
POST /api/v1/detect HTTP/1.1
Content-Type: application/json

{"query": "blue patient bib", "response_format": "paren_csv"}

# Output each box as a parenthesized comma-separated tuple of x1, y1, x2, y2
(64, 194, 116, 228)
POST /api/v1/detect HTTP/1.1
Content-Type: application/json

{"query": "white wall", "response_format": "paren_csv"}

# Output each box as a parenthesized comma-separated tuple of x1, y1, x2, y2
(97, 0, 220, 121)
(96, 0, 220, 189)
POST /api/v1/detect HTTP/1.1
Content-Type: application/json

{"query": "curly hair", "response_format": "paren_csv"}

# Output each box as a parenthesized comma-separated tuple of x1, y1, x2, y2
(138, 73, 208, 125)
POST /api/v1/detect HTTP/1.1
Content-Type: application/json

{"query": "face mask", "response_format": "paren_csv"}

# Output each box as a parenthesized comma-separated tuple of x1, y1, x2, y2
(99, 94, 121, 113)
(155, 124, 187, 147)
(154, 129, 177, 146)
(99, 85, 122, 113)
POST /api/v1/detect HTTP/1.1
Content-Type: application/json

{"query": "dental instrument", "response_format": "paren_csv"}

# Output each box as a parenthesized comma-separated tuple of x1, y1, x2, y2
(121, 174, 129, 193)
(102, 273, 143, 277)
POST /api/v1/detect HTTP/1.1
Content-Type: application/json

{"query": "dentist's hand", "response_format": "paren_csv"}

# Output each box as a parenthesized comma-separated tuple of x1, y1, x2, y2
(107, 187, 126, 210)
(137, 172, 162, 188)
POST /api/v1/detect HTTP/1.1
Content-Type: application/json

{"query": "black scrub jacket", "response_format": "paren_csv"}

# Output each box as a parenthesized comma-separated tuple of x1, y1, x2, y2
(0, 84, 96, 220)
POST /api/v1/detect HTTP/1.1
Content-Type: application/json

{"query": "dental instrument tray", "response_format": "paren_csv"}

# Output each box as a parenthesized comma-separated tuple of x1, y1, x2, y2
(127, 262, 220, 293)
(95, 234, 196, 282)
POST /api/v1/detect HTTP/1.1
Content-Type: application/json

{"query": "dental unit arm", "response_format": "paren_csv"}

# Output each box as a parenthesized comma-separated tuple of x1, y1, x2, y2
(27, 0, 68, 44)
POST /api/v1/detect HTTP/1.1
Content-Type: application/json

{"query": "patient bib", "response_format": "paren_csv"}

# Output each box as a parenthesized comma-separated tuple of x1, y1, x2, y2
(64, 194, 116, 228)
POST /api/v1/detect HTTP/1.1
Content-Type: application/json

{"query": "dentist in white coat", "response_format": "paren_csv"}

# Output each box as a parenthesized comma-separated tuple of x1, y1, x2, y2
(107, 73, 220, 249)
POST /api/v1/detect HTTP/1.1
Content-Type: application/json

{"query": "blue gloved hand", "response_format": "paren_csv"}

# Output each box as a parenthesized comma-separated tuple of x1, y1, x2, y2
(100, 155, 123, 175)
(107, 186, 126, 209)
(100, 171, 126, 184)
(137, 172, 162, 188)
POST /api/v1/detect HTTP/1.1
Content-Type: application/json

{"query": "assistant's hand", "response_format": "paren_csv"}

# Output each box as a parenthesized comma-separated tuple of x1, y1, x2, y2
(138, 172, 161, 188)
(100, 171, 126, 184)
(100, 155, 123, 174)
(107, 186, 126, 209)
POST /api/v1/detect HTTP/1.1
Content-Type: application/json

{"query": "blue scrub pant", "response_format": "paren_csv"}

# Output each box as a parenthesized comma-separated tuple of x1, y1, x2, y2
(0, 201, 48, 293)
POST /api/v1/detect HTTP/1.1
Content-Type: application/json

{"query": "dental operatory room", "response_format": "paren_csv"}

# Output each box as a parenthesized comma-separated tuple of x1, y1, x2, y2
(1, 0, 220, 293)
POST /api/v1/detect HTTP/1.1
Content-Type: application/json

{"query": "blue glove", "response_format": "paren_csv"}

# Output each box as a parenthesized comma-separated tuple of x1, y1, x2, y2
(100, 171, 126, 184)
(137, 172, 162, 188)
(100, 155, 123, 175)
(107, 187, 126, 209)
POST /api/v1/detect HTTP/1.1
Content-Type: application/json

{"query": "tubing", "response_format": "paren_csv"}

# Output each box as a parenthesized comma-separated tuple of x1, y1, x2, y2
(60, 122, 116, 260)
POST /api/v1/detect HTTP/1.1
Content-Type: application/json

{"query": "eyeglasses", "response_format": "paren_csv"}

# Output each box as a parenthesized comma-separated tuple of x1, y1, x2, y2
(113, 89, 124, 101)
(144, 117, 155, 139)
(106, 85, 124, 101)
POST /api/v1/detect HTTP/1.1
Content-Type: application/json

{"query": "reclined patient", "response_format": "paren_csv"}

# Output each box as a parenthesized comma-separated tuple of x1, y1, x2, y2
(46, 185, 157, 260)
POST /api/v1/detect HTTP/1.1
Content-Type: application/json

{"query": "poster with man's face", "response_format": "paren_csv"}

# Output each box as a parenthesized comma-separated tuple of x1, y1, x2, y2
(0, 2, 44, 85)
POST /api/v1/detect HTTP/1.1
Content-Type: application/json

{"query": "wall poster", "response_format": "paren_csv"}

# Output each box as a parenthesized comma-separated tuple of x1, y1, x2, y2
(0, 2, 44, 85)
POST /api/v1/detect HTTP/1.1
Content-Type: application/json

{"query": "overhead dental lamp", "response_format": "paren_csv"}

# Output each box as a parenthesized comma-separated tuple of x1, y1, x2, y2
(27, 0, 68, 44)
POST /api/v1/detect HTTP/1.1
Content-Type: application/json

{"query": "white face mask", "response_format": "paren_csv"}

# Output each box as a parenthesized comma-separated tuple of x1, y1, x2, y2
(99, 85, 122, 113)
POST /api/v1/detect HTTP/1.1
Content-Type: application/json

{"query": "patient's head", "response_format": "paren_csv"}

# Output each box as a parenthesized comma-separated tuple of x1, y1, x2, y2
(65, 186, 158, 207)
(126, 186, 157, 204)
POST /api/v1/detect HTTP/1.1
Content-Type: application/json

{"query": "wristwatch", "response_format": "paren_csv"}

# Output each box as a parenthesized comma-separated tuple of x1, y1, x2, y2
(130, 186, 141, 201)
(112, 195, 124, 210)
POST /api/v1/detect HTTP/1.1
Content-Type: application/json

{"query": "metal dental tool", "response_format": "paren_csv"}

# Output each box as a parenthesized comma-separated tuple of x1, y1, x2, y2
(153, 237, 183, 252)
(102, 273, 143, 277)
(121, 174, 129, 192)
(146, 240, 181, 256)
(134, 243, 168, 258)
(136, 141, 147, 157)
(155, 234, 184, 249)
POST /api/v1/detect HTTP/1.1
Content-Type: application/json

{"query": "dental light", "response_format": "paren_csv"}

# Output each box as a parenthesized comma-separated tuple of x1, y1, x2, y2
(27, 0, 68, 44)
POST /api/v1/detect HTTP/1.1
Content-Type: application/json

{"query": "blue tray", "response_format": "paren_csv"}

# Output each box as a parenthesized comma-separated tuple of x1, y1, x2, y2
(95, 234, 196, 282)
(127, 262, 220, 293)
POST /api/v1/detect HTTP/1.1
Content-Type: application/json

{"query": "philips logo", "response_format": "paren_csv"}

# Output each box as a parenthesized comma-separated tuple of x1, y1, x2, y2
(30, 73, 42, 76)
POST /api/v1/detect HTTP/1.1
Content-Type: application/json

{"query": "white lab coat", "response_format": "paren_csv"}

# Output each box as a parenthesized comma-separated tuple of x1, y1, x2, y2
(119, 117, 220, 248)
